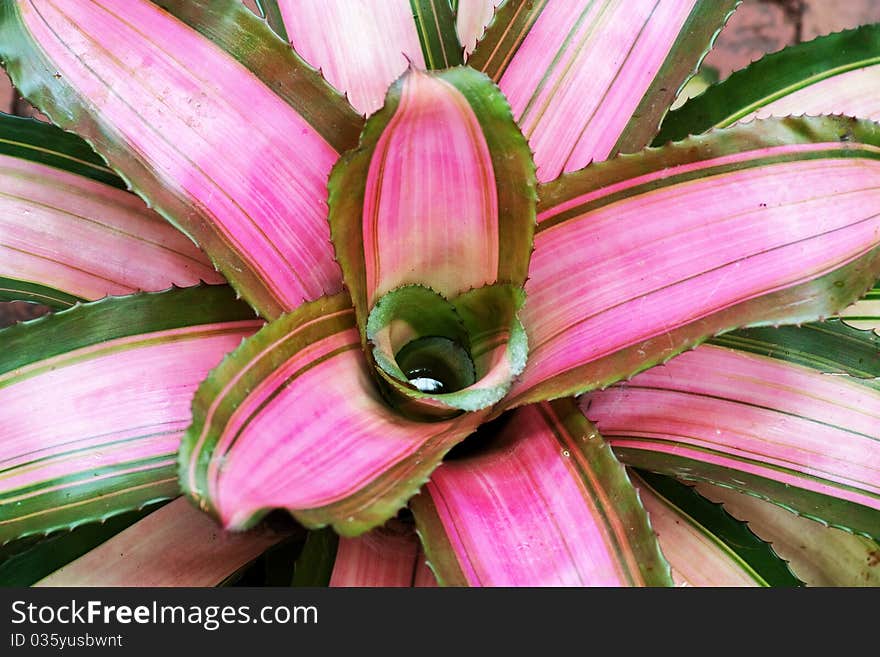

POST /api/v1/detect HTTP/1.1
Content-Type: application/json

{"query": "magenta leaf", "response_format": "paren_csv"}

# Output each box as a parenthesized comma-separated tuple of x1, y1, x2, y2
(410, 400, 672, 586)
(179, 294, 486, 536)
(328, 520, 436, 587)
(0, 114, 221, 308)
(328, 65, 535, 330)
(584, 332, 880, 539)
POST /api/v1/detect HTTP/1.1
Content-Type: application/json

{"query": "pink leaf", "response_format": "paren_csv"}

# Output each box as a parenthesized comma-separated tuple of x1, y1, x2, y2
(457, 0, 502, 56)
(584, 344, 880, 538)
(278, 0, 426, 115)
(737, 66, 880, 125)
(410, 400, 671, 586)
(330, 520, 436, 587)
(329, 66, 535, 323)
(4, 0, 363, 318)
(0, 285, 260, 542)
(506, 117, 880, 408)
(180, 294, 486, 535)
(468, 0, 737, 180)
(1, 154, 221, 304)
(36, 499, 289, 587)
(361, 69, 498, 303)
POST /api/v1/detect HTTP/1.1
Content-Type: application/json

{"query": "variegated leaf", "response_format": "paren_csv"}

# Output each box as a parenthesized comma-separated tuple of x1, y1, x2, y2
(695, 482, 880, 587)
(507, 116, 880, 408)
(0, 285, 260, 542)
(634, 471, 800, 587)
(658, 24, 880, 142)
(468, 0, 738, 180)
(0, 0, 363, 318)
(411, 400, 672, 586)
(0, 113, 221, 308)
(179, 294, 485, 536)
(583, 320, 880, 539)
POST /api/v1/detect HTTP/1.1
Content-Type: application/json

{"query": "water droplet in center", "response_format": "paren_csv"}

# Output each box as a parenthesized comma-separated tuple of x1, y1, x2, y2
(395, 336, 476, 394)
(407, 371, 447, 393)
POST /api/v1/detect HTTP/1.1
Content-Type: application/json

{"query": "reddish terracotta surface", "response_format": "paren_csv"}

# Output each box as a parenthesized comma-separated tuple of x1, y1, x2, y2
(704, 1, 797, 79)
(0, 71, 13, 114)
(705, 0, 880, 78)
(0, 301, 49, 328)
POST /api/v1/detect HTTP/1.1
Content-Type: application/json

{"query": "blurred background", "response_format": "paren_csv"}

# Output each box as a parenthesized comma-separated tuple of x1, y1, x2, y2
(703, 0, 880, 78)
(2, 0, 880, 326)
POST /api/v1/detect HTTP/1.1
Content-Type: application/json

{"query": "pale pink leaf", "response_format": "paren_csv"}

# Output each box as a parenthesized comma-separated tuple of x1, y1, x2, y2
(468, 0, 737, 181)
(507, 117, 880, 408)
(36, 499, 288, 587)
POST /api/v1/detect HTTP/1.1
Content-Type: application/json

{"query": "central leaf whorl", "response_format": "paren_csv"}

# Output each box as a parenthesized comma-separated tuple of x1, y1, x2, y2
(325, 66, 537, 420)
(366, 285, 528, 419)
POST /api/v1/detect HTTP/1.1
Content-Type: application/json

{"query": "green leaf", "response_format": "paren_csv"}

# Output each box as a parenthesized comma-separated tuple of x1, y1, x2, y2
(696, 482, 880, 587)
(254, 0, 290, 42)
(0, 278, 80, 310)
(291, 528, 339, 587)
(710, 320, 880, 380)
(0, 503, 160, 586)
(657, 23, 880, 143)
(0, 111, 120, 187)
(634, 471, 801, 587)
(367, 284, 527, 417)
(410, 0, 464, 69)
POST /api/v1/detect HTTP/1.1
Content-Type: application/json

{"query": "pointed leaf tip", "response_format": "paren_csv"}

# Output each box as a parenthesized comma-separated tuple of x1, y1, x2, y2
(468, 0, 738, 181)
(2, 0, 363, 319)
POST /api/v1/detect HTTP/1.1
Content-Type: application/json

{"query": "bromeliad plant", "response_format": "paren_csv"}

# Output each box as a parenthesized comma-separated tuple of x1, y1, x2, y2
(1, 0, 880, 587)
